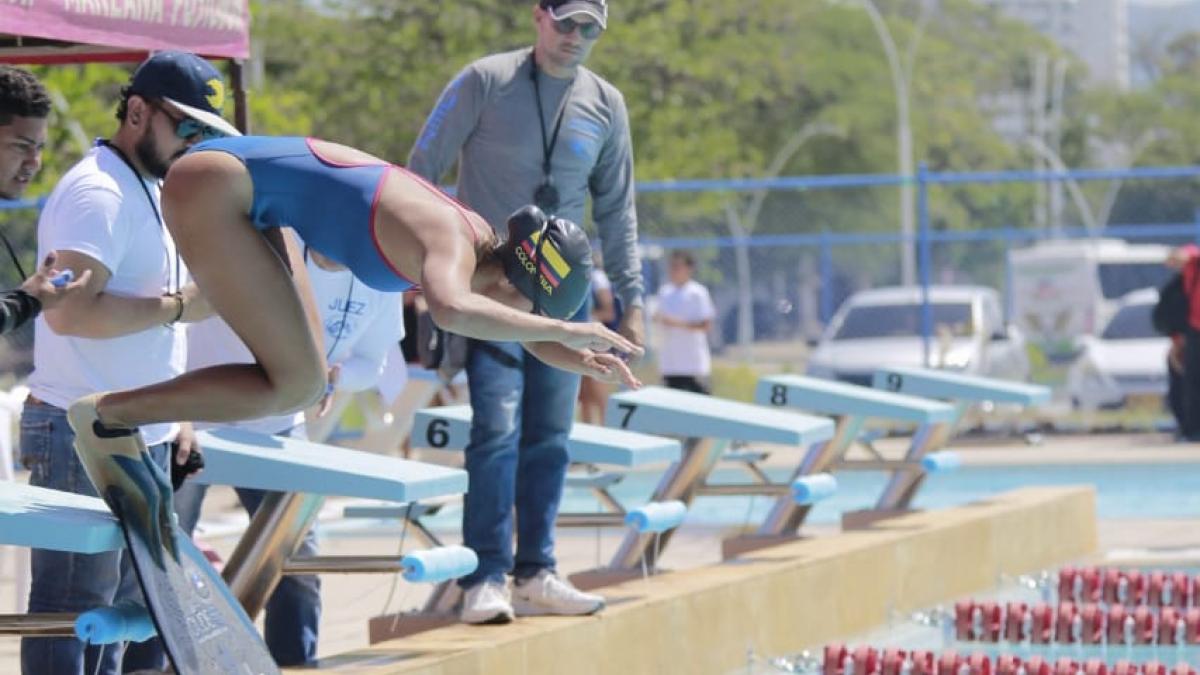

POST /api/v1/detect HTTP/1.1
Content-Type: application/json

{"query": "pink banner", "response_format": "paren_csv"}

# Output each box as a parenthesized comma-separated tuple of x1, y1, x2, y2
(0, 0, 249, 60)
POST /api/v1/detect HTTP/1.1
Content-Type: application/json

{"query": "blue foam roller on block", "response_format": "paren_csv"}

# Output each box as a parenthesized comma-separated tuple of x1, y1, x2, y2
(625, 500, 687, 533)
(75, 602, 155, 644)
(791, 473, 837, 505)
(402, 546, 478, 583)
(920, 451, 961, 473)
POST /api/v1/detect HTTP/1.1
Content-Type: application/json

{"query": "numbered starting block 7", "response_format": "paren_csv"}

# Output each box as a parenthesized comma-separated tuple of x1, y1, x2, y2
(593, 386, 834, 567)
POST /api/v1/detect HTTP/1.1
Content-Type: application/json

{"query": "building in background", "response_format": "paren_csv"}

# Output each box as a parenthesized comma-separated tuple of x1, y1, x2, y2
(981, 0, 1130, 91)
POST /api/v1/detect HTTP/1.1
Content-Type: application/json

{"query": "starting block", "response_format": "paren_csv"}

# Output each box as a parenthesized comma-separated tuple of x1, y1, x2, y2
(754, 374, 958, 532)
(872, 366, 1050, 435)
(191, 429, 467, 620)
(586, 386, 834, 574)
(359, 403, 683, 640)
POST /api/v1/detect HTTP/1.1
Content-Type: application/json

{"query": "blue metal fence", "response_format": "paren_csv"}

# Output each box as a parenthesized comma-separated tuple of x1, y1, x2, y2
(6, 164, 1200, 366)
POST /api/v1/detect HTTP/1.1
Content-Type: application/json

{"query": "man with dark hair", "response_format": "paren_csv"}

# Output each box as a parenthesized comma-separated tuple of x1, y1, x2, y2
(19, 51, 232, 675)
(409, 0, 645, 624)
(654, 250, 715, 394)
(0, 67, 89, 336)
(0, 64, 50, 200)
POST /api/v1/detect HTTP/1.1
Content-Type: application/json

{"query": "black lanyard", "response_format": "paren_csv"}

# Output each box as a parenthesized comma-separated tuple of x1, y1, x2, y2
(100, 140, 180, 295)
(530, 55, 575, 185)
(0, 228, 27, 281)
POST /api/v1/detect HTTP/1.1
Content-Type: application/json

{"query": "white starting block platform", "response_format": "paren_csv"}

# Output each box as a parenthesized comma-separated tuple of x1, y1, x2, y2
(0, 430, 468, 638)
(593, 386, 834, 572)
(754, 374, 958, 533)
(872, 366, 1051, 433)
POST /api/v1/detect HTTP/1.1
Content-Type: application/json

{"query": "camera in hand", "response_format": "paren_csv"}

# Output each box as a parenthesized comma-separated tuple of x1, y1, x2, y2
(170, 446, 205, 491)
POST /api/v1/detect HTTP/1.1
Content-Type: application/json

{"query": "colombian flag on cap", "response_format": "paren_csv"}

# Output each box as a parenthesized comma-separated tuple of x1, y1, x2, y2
(520, 231, 573, 288)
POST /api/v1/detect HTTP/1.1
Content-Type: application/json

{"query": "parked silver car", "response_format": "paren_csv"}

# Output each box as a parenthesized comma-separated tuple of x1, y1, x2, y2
(1065, 288, 1170, 410)
(806, 286, 1030, 385)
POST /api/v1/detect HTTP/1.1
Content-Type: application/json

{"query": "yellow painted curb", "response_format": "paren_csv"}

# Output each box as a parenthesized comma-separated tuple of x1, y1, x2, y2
(299, 486, 1096, 675)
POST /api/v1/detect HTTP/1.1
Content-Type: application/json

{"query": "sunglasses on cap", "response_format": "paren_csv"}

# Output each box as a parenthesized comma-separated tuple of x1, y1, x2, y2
(552, 16, 603, 40)
(153, 100, 226, 141)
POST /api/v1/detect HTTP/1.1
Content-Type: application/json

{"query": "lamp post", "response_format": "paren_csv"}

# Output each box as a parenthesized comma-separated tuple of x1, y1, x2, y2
(1023, 135, 1100, 235)
(840, 0, 935, 286)
(726, 122, 844, 358)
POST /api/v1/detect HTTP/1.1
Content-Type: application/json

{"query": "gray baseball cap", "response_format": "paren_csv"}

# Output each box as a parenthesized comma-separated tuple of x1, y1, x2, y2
(540, 0, 607, 29)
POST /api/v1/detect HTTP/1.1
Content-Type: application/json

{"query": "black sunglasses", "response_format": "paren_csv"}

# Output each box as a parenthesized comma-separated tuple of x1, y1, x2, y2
(552, 16, 603, 40)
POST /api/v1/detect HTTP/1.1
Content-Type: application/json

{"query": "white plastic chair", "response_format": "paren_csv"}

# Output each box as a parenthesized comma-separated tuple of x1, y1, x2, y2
(0, 383, 29, 611)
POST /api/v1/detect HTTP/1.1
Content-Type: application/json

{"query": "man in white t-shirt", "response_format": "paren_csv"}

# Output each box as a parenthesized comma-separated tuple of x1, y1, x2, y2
(18, 52, 235, 675)
(654, 251, 715, 394)
(174, 246, 403, 666)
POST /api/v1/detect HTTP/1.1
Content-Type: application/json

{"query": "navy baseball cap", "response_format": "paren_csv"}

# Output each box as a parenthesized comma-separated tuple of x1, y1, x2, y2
(127, 51, 240, 138)
(540, 0, 607, 29)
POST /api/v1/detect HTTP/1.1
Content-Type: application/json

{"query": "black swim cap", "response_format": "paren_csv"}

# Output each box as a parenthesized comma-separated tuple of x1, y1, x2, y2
(499, 205, 593, 319)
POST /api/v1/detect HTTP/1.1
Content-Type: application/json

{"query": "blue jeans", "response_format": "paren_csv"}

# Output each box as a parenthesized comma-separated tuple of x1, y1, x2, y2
(171, 450, 321, 666)
(18, 400, 170, 675)
(459, 308, 584, 587)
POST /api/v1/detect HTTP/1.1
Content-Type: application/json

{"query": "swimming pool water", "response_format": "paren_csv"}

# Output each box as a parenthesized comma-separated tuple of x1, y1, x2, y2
(556, 462, 1200, 527)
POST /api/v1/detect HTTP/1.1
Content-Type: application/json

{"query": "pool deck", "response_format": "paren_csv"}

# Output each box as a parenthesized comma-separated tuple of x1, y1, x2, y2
(0, 432, 1197, 671)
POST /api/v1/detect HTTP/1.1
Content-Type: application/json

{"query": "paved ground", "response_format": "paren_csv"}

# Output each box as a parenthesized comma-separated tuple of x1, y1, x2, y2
(1, 431, 1198, 671)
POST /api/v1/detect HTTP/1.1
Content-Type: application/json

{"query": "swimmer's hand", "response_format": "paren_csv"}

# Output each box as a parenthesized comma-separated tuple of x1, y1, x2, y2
(21, 252, 92, 310)
(581, 350, 642, 388)
(559, 321, 644, 360)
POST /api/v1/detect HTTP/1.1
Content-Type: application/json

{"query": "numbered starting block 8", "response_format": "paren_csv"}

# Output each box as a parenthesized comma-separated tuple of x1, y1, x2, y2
(754, 374, 958, 531)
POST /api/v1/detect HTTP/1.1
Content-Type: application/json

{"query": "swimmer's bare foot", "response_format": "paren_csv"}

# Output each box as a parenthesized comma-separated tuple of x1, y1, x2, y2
(68, 394, 176, 567)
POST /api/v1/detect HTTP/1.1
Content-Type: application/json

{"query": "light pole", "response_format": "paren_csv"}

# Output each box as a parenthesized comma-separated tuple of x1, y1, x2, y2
(1024, 135, 1100, 236)
(846, 0, 935, 286)
(1095, 128, 1172, 229)
(726, 122, 844, 357)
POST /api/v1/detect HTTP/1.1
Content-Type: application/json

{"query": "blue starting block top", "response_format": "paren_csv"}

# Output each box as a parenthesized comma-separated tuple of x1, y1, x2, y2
(755, 375, 957, 425)
(0, 482, 122, 554)
(872, 366, 1051, 406)
(605, 386, 834, 446)
(412, 405, 682, 466)
(194, 428, 468, 502)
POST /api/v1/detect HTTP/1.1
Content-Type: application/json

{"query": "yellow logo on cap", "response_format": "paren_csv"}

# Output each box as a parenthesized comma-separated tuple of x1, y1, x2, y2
(529, 231, 572, 280)
(205, 78, 225, 110)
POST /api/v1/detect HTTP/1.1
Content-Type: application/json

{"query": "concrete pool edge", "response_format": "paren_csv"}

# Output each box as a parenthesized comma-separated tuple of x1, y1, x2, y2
(294, 486, 1097, 675)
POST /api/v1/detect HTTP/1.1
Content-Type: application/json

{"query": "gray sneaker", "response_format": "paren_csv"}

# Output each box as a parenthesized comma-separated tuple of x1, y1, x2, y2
(511, 570, 605, 617)
(460, 580, 514, 625)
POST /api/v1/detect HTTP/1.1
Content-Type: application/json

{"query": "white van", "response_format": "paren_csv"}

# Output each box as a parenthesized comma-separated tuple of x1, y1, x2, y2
(1008, 238, 1171, 360)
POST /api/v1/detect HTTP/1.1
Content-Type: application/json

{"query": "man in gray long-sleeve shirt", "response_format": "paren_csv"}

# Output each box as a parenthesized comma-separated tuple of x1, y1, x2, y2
(408, 0, 644, 624)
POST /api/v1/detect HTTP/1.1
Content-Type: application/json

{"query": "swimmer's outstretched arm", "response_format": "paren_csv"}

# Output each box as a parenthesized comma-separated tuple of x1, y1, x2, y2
(420, 230, 642, 358)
